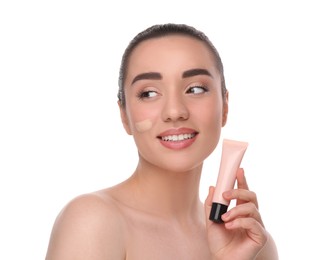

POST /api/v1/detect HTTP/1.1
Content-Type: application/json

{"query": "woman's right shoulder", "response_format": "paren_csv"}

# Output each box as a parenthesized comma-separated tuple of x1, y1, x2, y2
(53, 190, 124, 229)
(46, 191, 126, 259)
(59, 190, 123, 219)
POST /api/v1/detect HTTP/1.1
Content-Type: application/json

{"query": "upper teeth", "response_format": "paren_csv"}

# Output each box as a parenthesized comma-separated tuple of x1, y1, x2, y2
(161, 133, 195, 141)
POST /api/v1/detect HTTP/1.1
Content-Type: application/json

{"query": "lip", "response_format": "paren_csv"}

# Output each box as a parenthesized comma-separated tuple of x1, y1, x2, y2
(157, 127, 198, 150)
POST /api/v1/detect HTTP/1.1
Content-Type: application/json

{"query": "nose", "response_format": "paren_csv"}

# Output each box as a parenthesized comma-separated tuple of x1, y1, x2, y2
(162, 93, 189, 122)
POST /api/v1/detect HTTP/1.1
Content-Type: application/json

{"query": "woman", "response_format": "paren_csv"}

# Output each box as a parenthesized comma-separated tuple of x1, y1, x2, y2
(46, 23, 278, 259)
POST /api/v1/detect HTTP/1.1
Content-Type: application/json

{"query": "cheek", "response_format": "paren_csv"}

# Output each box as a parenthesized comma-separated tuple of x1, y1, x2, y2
(202, 102, 224, 153)
(135, 119, 153, 132)
(127, 104, 159, 133)
(198, 99, 223, 127)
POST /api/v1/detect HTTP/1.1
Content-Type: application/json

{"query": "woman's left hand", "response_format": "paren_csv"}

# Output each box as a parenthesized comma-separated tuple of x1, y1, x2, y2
(205, 168, 268, 260)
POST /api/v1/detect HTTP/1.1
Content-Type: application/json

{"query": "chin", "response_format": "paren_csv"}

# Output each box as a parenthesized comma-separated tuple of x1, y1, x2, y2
(150, 154, 205, 174)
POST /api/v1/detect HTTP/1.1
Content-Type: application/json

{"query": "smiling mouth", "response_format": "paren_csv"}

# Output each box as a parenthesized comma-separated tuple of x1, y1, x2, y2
(158, 133, 198, 142)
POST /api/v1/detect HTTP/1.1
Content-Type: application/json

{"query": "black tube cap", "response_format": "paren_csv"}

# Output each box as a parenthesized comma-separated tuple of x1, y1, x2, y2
(209, 203, 228, 223)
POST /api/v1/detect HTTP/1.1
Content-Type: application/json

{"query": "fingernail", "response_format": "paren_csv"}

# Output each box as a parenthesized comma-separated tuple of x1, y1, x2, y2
(222, 211, 230, 219)
(223, 190, 232, 198)
(225, 221, 233, 228)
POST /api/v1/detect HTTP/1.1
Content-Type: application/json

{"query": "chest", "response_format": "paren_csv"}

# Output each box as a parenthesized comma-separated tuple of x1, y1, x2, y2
(124, 217, 211, 260)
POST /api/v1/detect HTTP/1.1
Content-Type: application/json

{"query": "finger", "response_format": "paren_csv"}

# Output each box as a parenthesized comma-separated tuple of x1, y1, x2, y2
(222, 203, 264, 227)
(223, 189, 259, 208)
(224, 217, 268, 246)
(235, 168, 251, 206)
(205, 186, 214, 206)
(204, 186, 215, 223)
(236, 168, 249, 190)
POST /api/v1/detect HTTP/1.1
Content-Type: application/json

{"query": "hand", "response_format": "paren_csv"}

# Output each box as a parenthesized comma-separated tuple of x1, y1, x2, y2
(205, 168, 268, 260)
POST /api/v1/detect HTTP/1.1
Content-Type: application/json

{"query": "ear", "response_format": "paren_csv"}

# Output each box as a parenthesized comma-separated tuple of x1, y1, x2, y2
(222, 90, 229, 127)
(118, 101, 132, 135)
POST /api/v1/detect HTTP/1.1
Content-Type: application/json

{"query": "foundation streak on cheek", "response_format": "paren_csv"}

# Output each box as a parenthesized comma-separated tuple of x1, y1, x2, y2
(135, 119, 153, 133)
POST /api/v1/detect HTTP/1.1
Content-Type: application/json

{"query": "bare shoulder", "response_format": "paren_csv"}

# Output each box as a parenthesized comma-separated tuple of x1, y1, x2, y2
(46, 191, 126, 260)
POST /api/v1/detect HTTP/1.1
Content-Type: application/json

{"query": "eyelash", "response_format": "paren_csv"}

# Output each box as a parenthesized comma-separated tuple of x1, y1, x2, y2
(136, 85, 209, 100)
(186, 85, 209, 94)
(136, 90, 158, 100)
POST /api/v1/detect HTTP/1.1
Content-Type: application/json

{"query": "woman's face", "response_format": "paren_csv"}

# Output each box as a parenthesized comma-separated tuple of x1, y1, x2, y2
(120, 35, 228, 172)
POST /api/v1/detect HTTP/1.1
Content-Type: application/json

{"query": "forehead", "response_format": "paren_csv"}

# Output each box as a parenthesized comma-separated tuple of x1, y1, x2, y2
(127, 35, 217, 76)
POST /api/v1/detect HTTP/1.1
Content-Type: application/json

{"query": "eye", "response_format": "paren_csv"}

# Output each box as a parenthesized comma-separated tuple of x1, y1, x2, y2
(137, 90, 158, 99)
(186, 85, 208, 95)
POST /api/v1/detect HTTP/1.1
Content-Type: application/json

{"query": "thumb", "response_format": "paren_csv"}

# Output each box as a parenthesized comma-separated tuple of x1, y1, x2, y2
(204, 186, 215, 221)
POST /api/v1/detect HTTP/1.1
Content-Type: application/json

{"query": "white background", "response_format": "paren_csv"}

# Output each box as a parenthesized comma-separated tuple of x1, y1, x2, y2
(1, 0, 325, 259)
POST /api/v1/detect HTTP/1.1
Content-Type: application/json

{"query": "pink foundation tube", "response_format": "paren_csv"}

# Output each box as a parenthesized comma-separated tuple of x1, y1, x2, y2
(209, 139, 248, 223)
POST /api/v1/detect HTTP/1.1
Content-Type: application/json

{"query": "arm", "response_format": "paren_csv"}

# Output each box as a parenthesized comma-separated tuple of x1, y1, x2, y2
(45, 193, 126, 260)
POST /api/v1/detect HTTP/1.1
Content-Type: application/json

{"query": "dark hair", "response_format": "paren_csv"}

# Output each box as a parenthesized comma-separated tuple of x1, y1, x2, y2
(118, 23, 227, 107)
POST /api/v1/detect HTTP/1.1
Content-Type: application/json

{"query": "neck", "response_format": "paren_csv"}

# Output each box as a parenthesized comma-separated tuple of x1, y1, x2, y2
(128, 158, 204, 222)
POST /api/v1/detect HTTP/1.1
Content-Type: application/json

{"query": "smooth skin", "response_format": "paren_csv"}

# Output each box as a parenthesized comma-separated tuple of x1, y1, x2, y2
(46, 35, 278, 259)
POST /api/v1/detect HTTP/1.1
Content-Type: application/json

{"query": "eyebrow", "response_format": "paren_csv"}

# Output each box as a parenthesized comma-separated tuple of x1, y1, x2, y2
(131, 68, 212, 85)
(182, 68, 213, 78)
(131, 72, 162, 85)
